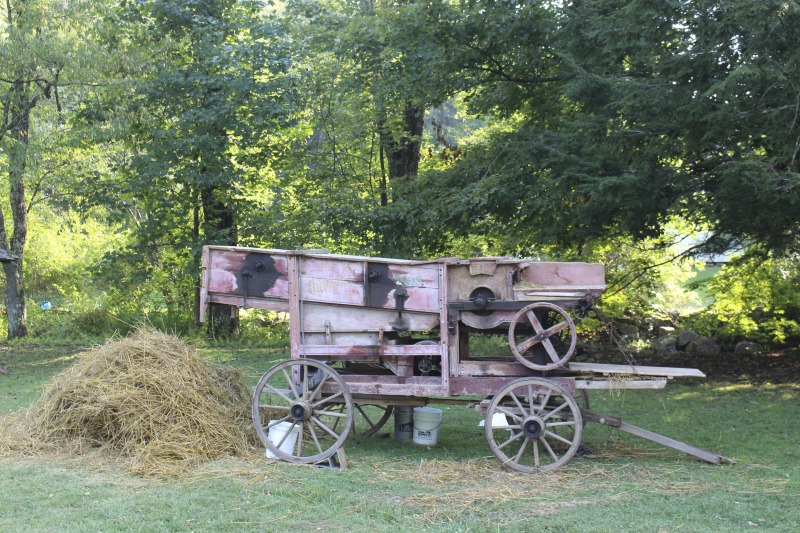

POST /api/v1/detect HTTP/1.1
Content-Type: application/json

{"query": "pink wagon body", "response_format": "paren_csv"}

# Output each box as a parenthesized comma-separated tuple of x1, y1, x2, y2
(200, 245, 604, 397)
(199, 245, 728, 471)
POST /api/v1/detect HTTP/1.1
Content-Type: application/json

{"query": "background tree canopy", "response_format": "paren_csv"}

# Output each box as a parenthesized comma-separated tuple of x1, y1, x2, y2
(1, 0, 799, 344)
(383, 0, 800, 259)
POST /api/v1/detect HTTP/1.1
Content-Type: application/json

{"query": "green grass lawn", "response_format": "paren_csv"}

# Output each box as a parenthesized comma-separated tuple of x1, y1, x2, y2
(1, 344, 798, 532)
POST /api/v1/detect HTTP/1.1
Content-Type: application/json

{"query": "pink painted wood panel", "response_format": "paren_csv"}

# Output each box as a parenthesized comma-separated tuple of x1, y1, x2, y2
(342, 376, 446, 396)
(302, 304, 439, 332)
(365, 263, 441, 312)
(206, 269, 290, 299)
(297, 279, 440, 311)
(384, 264, 439, 288)
(206, 249, 290, 299)
(397, 287, 441, 312)
(300, 277, 364, 305)
(300, 257, 364, 281)
(517, 262, 605, 288)
(204, 293, 290, 312)
(301, 344, 442, 357)
(456, 361, 531, 377)
(449, 376, 575, 396)
(208, 249, 287, 271)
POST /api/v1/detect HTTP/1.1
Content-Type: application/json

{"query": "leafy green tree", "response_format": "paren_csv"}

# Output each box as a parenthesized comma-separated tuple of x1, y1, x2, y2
(263, 0, 453, 256)
(0, 0, 99, 338)
(703, 253, 800, 345)
(386, 0, 800, 260)
(77, 0, 298, 332)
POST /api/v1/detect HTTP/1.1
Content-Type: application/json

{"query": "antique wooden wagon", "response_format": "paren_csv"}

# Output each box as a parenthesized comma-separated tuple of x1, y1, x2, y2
(200, 245, 728, 472)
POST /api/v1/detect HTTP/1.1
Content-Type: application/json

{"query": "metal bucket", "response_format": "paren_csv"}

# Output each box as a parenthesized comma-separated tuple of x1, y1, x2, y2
(394, 406, 414, 442)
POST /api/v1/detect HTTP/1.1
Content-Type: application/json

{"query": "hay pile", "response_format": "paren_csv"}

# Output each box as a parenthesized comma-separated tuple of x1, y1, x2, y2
(0, 329, 259, 477)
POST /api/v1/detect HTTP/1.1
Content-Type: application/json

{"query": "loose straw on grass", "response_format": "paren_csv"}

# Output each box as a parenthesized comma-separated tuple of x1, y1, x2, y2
(0, 328, 260, 477)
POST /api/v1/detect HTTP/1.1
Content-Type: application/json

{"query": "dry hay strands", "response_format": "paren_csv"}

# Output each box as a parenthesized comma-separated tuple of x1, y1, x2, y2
(2, 328, 260, 477)
(399, 460, 604, 523)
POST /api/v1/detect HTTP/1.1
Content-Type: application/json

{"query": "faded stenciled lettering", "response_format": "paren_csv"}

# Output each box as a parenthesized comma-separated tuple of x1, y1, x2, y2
(302, 278, 364, 306)
(305, 278, 343, 295)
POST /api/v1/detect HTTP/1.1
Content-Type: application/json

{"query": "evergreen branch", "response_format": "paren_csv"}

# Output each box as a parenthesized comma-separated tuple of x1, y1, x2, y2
(462, 42, 561, 85)
(462, 68, 562, 86)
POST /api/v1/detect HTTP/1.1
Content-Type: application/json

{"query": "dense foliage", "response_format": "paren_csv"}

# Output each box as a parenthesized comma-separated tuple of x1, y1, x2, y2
(2, 0, 799, 345)
(694, 253, 800, 345)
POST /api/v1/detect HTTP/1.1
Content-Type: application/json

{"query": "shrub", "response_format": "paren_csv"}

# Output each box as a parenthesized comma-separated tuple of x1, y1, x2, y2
(699, 253, 800, 346)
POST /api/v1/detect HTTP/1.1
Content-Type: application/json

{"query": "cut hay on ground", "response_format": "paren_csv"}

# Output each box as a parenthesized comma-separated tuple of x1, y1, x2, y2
(0, 328, 259, 477)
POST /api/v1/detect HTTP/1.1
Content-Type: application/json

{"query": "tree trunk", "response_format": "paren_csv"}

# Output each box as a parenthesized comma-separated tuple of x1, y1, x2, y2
(206, 303, 240, 339)
(0, 77, 31, 339)
(2, 260, 27, 338)
(379, 103, 425, 184)
(201, 184, 239, 337)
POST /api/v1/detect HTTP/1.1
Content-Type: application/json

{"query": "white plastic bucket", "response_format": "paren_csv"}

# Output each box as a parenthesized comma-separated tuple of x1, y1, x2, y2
(266, 421, 300, 459)
(412, 407, 442, 445)
(478, 412, 509, 429)
(394, 406, 414, 442)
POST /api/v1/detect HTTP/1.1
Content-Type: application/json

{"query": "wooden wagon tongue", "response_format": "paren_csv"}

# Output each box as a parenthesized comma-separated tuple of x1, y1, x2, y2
(200, 245, 734, 471)
(569, 362, 735, 465)
(582, 409, 733, 465)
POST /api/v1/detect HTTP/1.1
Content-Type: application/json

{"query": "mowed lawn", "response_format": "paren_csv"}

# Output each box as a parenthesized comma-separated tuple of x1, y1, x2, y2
(1, 345, 798, 532)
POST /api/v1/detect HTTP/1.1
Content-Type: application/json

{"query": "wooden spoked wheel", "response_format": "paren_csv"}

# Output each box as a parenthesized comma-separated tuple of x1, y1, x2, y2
(354, 404, 394, 436)
(252, 359, 353, 464)
(329, 403, 394, 437)
(485, 377, 583, 473)
(508, 302, 577, 371)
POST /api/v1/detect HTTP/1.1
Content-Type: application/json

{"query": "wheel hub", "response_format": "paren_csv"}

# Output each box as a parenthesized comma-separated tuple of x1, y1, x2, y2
(521, 416, 545, 439)
(290, 401, 312, 421)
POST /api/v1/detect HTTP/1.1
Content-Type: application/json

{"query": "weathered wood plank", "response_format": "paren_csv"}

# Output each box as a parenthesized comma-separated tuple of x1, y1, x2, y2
(199, 247, 211, 322)
(582, 410, 732, 464)
(351, 394, 429, 407)
(514, 289, 606, 301)
(617, 421, 726, 464)
(302, 303, 439, 332)
(301, 276, 364, 305)
(569, 362, 706, 378)
(517, 262, 606, 288)
(350, 394, 476, 407)
(575, 378, 668, 390)
(300, 344, 442, 357)
(300, 257, 363, 281)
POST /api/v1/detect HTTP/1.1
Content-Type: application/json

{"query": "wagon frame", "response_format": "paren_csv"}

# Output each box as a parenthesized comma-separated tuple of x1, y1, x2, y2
(200, 245, 730, 472)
